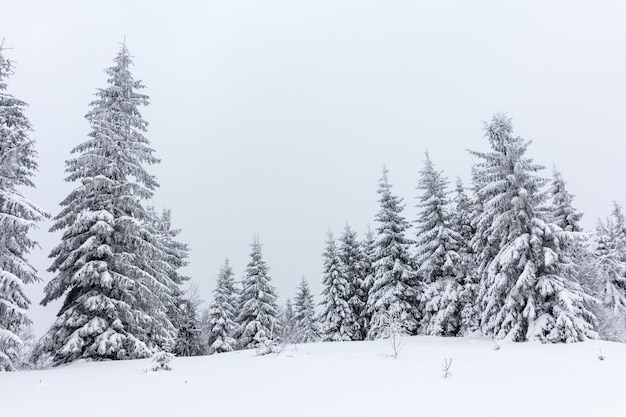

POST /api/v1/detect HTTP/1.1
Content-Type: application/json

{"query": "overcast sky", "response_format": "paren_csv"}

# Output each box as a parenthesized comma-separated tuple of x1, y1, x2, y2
(2, 1, 625, 336)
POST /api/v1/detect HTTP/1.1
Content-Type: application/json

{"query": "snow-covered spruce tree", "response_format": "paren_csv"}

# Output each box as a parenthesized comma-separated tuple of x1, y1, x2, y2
(207, 259, 239, 354)
(170, 285, 203, 358)
(34, 44, 178, 364)
(359, 227, 375, 336)
(452, 178, 480, 335)
(236, 237, 282, 350)
(451, 177, 475, 247)
(319, 231, 352, 341)
(470, 113, 595, 342)
(588, 204, 626, 341)
(550, 168, 583, 233)
(367, 167, 419, 340)
(414, 153, 463, 336)
(0, 46, 48, 371)
(338, 224, 368, 340)
(281, 298, 296, 343)
(293, 277, 321, 343)
(146, 207, 196, 356)
(549, 168, 589, 281)
(171, 296, 202, 356)
(197, 307, 211, 354)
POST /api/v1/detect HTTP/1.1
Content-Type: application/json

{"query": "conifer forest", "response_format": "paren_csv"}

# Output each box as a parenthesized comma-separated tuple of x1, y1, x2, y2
(4, 3, 626, 415)
(0, 40, 625, 374)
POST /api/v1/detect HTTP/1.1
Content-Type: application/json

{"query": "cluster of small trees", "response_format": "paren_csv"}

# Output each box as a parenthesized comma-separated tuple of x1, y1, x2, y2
(317, 115, 626, 344)
(1, 42, 625, 372)
(200, 243, 320, 355)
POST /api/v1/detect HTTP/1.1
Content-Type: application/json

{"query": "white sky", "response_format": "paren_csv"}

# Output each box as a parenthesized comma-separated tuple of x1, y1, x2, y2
(2, 1, 625, 336)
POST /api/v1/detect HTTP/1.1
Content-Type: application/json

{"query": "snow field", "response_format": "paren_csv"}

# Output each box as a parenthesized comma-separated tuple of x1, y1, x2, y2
(3, 336, 626, 417)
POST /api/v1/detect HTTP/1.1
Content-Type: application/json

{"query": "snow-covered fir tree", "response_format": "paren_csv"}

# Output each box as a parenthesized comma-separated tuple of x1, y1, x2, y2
(0, 46, 48, 371)
(338, 224, 368, 340)
(451, 177, 475, 246)
(452, 178, 480, 335)
(292, 277, 321, 343)
(588, 204, 626, 341)
(34, 44, 178, 364)
(171, 296, 202, 356)
(470, 113, 595, 343)
(414, 153, 463, 336)
(207, 259, 239, 354)
(236, 236, 282, 350)
(319, 231, 352, 341)
(281, 298, 296, 343)
(550, 168, 583, 233)
(146, 207, 195, 356)
(367, 167, 419, 339)
(197, 307, 212, 354)
(360, 227, 376, 336)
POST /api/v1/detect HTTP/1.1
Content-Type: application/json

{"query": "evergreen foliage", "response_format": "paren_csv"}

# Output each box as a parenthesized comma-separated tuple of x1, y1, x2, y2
(452, 178, 480, 335)
(292, 277, 321, 343)
(207, 259, 239, 354)
(414, 153, 463, 336)
(197, 307, 212, 354)
(470, 113, 595, 342)
(171, 297, 202, 356)
(236, 237, 282, 350)
(281, 298, 295, 343)
(34, 44, 178, 364)
(360, 228, 376, 336)
(0, 46, 48, 371)
(367, 168, 419, 339)
(586, 204, 626, 340)
(550, 168, 583, 232)
(319, 231, 352, 341)
(150, 351, 174, 371)
(147, 207, 195, 356)
(338, 224, 368, 340)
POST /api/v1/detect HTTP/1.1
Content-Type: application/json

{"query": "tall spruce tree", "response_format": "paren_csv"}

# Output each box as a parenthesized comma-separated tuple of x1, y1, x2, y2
(470, 113, 595, 342)
(338, 224, 367, 340)
(367, 167, 419, 339)
(236, 236, 282, 349)
(207, 259, 239, 354)
(34, 44, 177, 364)
(293, 277, 321, 343)
(319, 231, 352, 341)
(0, 46, 48, 371)
(414, 153, 463, 336)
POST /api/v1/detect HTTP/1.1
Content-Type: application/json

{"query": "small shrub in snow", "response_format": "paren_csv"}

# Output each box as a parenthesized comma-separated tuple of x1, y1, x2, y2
(381, 310, 408, 359)
(151, 351, 174, 371)
(441, 358, 453, 378)
(255, 339, 284, 356)
(598, 349, 605, 361)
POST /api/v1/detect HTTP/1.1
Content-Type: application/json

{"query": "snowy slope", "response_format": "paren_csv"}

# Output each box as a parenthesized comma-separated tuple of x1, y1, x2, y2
(2, 336, 625, 417)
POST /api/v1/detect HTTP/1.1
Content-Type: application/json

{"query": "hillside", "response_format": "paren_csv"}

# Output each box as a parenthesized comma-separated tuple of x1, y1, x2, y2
(2, 336, 625, 417)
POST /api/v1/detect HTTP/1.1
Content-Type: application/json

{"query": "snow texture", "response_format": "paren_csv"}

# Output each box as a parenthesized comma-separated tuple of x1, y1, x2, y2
(3, 336, 626, 417)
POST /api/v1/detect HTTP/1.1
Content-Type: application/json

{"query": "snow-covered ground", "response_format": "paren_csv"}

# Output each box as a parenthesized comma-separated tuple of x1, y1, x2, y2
(2, 336, 625, 417)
